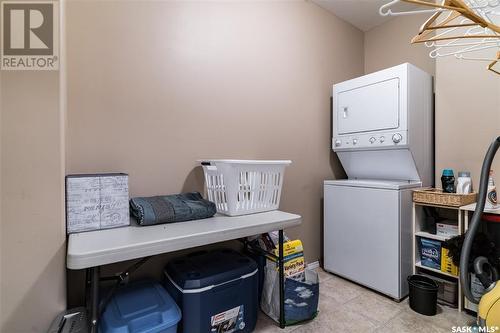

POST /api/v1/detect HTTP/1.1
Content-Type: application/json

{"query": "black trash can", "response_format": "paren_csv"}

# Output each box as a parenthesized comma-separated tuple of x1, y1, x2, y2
(407, 275, 439, 316)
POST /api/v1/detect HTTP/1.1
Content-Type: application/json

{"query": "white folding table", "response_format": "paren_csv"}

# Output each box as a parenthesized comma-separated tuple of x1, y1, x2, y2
(67, 210, 301, 332)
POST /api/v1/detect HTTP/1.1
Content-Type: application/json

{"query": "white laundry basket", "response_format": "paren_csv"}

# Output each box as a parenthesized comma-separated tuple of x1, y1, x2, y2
(199, 160, 292, 216)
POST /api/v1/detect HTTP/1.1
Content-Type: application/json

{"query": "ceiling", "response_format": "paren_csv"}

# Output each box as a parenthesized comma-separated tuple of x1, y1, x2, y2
(311, 0, 394, 32)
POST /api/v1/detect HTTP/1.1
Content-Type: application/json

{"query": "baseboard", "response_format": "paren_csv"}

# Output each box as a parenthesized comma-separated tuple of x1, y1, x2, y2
(307, 261, 320, 270)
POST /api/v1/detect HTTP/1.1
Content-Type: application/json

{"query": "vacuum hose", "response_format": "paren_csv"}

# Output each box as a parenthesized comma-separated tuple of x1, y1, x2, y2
(460, 136, 500, 303)
(473, 257, 499, 291)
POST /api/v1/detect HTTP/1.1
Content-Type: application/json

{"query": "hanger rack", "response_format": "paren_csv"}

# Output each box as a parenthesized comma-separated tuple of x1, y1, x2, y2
(379, 0, 500, 74)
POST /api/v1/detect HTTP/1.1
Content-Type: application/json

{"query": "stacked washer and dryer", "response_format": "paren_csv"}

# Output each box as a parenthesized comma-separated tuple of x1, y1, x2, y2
(324, 63, 434, 300)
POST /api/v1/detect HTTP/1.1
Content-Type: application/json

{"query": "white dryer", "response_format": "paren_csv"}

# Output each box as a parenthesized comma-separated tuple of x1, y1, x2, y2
(324, 63, 433, 300)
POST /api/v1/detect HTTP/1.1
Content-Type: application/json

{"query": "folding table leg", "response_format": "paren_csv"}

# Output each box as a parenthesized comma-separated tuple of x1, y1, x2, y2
(85, 268, 91, 313)
(278, 229, 285, 329)
(89, 266, 100, 333)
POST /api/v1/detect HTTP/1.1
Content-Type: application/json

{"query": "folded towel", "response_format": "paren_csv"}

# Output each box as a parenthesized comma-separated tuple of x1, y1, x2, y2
(130, 192, 217, 226)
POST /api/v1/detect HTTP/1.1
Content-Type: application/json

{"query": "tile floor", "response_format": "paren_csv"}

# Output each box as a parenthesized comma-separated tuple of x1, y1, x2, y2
(255, 269, 475, 333)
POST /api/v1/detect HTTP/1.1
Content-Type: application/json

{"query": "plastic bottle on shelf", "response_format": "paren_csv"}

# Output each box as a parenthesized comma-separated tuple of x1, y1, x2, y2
(441, 169, 456, 193)
(456, 171, 472, 194)
(485, 170, 498, 210)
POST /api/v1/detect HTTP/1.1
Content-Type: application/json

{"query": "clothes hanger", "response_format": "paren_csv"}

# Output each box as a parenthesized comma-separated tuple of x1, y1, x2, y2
(381, 0, 500, 34)
(379, 0, 463, 16)
(455, 48, 500, 59)
(430, 37, 500, 57)
(454, 50, 500, 75)
(411, 11, 471, 43)
(420, 10, 477, 32)
(423, 11, 500, 72)
(411, 2, 500, 43)
(487, 51, 500, 74)
(426, 20, 500, 45)
(379, 0, 500, 74)
(379, 0, 439, 16)
(455, 0, 500, 32)
(429, 34, 500, 50)
(405, 2, 479, 43)
(418, 5, 499, 34)
(421, 17, 500, 58)
(412, 13, 499, 44)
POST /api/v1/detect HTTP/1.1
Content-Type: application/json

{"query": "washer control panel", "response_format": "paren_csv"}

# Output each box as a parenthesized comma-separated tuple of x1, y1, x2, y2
(333, 131, 407, 150)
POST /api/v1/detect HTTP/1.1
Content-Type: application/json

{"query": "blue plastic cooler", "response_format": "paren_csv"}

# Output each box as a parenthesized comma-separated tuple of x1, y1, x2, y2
(164, 249, 259, 333)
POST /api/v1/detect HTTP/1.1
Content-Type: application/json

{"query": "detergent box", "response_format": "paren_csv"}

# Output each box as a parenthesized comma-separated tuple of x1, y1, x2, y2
(441, 247, 459, 276)
(268, 240, 305, 281)
(273, 239, 303, 257)
(419, 238, 442, 270)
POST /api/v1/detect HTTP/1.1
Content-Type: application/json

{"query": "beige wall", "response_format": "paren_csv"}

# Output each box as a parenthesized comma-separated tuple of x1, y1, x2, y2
(0, 56, 3, 329)
(364, 13, 500, 187)
(364, 14, 435, 76)
(0, 3, 66, 332)
(0, 69, 3, 329)
(0, 69, 66, 332)
(65, 0, 363, 285)
(435, 54, 500, 186)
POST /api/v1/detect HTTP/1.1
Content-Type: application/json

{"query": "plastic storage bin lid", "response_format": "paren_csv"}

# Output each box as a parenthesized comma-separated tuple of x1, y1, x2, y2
(99, 281, 181, 333)
(165, 249, 258, 290)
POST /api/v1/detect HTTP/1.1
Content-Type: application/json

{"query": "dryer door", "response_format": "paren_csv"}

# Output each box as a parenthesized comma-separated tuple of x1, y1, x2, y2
(337, 78, 400, 135)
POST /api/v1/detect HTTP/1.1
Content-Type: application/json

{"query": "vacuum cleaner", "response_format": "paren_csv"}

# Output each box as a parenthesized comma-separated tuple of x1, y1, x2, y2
(460, 136, 500, 328)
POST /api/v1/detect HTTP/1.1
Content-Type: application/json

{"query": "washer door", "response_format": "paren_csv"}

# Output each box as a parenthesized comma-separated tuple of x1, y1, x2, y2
(324, 184, 400, 298)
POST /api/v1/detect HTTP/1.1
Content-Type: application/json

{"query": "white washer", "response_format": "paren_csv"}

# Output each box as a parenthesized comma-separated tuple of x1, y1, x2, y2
(324, 179, 419, 299)
(324, 63, 433, 300)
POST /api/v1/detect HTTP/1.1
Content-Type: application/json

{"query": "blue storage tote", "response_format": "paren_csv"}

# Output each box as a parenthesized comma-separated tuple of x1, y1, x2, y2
(99, 281, 181, 333)
(163, 249, 259, 333)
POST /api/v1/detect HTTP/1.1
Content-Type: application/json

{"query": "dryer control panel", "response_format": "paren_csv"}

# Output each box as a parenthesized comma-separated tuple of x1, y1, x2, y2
(333, 131, 408, 150)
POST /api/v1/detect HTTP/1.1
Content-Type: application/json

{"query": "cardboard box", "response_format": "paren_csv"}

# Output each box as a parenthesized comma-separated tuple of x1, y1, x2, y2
(419, 238, 442, 270)
(273, 240, 303, 257)
(267, 240, 306, 281)
(66, 173, 129, 233)
(436, 220, 459, 238)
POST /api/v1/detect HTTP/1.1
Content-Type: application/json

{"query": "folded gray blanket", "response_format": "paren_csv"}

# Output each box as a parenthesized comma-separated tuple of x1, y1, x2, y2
(130, 192, 217, 226)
